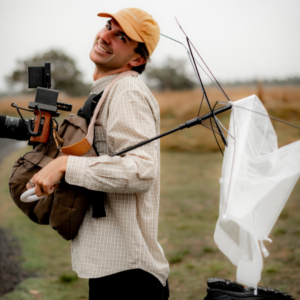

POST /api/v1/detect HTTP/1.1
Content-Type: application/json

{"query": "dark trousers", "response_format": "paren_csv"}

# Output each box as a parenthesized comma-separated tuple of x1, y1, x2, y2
(89, 269, 169, 300)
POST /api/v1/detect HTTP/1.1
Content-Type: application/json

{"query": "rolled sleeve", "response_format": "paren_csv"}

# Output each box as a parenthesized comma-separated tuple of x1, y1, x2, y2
(65, 89, 158, 194)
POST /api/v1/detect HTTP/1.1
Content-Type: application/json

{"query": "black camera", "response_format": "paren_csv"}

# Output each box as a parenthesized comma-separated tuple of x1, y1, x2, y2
(0, 62, 72, 143)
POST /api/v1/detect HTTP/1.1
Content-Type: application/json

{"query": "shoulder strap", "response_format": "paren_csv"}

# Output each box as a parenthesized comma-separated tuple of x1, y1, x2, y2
(85, 71, 138, 145)
(77, 91, 104, 126)
(60, 70, 138, 156)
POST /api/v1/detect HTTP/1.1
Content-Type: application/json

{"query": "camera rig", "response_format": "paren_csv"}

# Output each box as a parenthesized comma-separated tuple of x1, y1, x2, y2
(0, 62, 72, 144)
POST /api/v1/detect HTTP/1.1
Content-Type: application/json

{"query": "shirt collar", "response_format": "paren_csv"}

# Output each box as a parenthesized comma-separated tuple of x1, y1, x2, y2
(91, 74, 119, 95)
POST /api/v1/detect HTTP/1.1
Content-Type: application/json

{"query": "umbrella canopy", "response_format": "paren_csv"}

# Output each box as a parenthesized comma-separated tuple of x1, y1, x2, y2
(214, 95, 300, 289)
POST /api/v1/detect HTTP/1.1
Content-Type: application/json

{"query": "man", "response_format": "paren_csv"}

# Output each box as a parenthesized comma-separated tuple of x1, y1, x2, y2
(26, 8, 170, 300)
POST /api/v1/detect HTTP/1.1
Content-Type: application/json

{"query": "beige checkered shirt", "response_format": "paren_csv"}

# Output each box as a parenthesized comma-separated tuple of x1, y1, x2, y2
(65, 74, 170, 285)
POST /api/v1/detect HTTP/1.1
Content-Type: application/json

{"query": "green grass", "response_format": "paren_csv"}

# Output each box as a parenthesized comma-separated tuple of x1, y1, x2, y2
(0, 148, 88, 300)
(0, 149, 300, 299)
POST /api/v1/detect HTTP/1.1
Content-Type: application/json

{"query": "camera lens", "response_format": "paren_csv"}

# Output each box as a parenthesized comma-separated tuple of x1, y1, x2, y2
(0, 115, 31, 141)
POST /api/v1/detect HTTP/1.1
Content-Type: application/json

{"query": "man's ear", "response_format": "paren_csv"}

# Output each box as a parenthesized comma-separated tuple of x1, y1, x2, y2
(129, 55, 146, 67)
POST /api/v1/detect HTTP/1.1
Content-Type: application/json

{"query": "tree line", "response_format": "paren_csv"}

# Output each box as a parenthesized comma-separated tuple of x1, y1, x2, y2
(5, 49, 197, 96)
(5, 49, 300, 97)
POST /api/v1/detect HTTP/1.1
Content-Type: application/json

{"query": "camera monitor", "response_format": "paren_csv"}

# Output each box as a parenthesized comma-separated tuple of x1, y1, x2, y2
(28, 62, 51, 89)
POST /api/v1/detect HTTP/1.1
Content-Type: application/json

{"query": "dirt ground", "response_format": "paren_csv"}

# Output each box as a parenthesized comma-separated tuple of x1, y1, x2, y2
(0, 139, 30, 298)
(0, 228, 31, 297)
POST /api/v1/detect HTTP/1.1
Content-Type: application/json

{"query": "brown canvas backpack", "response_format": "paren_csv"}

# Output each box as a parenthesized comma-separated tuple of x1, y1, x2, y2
(8, 71, 138, 240)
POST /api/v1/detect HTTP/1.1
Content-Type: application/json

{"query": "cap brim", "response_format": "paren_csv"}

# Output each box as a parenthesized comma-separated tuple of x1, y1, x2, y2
(98, 12, 144, 43)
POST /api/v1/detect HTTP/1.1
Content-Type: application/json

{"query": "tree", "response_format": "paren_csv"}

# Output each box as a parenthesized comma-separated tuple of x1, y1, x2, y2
(145, 57, 196, 91)
(6, 49, 90, 96)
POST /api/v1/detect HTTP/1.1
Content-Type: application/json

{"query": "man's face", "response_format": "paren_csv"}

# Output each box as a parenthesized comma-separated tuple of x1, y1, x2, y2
(90, 19, 142, 72)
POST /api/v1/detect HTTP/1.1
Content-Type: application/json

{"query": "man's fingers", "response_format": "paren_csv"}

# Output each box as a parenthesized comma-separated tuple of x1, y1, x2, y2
(43, 184, 54, 195)
(25, 156, 66, 194)
(26, 176, 60, 195)
(38, 181, 60, 195)
(42, 179, 61, 195)
(25, 181, 57, 196)
(26, 177, 37, 190)
(34, 184, 45, 197)
(26, 182, 33, 190)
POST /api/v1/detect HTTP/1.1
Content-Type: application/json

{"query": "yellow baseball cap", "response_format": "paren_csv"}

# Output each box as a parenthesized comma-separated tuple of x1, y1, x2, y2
(98, 8, 160, 56)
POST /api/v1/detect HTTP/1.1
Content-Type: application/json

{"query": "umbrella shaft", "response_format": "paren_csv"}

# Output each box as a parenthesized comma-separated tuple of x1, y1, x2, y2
(112, 104, 232, 157)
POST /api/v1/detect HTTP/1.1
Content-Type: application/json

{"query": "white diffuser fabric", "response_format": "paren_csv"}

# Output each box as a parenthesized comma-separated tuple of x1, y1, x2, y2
(214, 95, 300, 289)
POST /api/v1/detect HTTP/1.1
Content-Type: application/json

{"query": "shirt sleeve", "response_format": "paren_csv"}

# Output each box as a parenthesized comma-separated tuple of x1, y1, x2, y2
(65, 89, 158, 194)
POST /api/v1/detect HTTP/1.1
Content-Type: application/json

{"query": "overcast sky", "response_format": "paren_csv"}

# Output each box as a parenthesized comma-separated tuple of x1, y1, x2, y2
(0, 0, 299, 92)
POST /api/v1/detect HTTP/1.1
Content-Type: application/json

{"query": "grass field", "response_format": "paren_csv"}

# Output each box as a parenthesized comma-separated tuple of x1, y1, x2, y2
(0, 148, 300, 299)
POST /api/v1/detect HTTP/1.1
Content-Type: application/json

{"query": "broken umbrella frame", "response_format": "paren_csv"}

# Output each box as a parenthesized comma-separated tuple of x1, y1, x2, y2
(112, 18, 300, 158)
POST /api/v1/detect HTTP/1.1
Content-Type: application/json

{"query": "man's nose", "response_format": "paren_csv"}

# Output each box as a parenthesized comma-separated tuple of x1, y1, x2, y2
(99, 30, 112, 44)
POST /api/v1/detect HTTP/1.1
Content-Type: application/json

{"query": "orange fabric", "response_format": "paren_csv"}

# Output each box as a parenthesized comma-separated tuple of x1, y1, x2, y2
(61, 137, 91, 156)
(98, 8, 160, 56)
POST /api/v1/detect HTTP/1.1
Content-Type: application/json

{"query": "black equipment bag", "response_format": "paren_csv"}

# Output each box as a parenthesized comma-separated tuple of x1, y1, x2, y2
(204, 278, 294, 300)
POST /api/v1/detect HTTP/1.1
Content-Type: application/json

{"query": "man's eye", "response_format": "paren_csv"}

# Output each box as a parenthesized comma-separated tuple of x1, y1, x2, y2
(106, 24, 111, 30)
(119, 35, 126, 42)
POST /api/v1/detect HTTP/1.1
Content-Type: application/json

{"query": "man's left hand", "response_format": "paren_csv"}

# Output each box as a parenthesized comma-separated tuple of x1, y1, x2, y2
(26, 156, 69, 196)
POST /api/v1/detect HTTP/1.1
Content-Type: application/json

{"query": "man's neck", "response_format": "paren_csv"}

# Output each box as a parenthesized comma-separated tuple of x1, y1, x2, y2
(93, 65, 133, 81)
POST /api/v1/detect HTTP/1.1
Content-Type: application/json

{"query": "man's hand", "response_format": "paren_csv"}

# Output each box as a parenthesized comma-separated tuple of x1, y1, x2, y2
(26, 156, 69, 196)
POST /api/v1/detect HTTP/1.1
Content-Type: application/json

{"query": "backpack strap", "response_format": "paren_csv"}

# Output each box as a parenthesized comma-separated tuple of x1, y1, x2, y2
(77, 92, 103, 156)
(61, 71, 138, 156)
(77, 91, 104, 127)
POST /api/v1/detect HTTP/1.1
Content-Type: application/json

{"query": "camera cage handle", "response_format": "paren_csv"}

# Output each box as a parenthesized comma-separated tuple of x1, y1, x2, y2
(11, 102, 44, 137)
(30, 107, 53, 143)
(27, 104, 43, 137)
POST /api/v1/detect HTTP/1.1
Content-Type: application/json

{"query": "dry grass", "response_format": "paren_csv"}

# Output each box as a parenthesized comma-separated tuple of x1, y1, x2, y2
(155, 85, 300, 151)
(1, 85, 300, 152)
